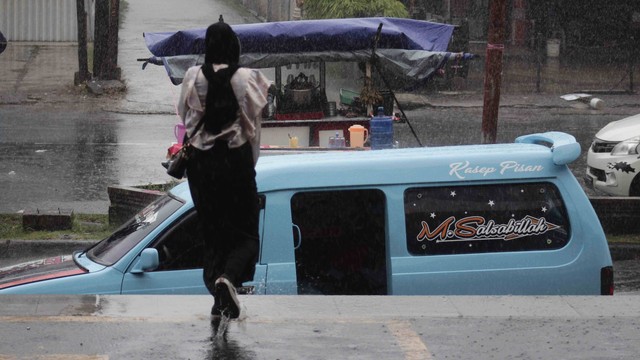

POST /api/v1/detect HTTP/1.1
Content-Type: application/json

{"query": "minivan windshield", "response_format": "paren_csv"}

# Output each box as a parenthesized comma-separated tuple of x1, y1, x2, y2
(86, 195, 183, 266)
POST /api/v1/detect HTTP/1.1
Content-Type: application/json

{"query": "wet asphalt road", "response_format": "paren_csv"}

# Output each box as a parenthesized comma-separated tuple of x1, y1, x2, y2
(0, 103, 174, 213)
(616, 260, 640, 294)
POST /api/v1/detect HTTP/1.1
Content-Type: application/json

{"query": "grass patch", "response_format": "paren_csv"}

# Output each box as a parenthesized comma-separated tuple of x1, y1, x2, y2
(607, 234, 640, 244)
(0, 213, 112, 241)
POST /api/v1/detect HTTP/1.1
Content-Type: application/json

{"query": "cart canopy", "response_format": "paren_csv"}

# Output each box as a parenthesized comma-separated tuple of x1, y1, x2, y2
(142, 17, 472, 87)
(145, 17, 455, 56)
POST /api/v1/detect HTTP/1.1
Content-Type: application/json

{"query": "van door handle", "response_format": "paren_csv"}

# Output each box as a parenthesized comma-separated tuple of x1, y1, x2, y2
(292, 223, 302, 250)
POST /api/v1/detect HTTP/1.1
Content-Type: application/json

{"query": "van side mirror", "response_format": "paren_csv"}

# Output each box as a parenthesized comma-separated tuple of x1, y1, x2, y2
(130, 248, 160, 274)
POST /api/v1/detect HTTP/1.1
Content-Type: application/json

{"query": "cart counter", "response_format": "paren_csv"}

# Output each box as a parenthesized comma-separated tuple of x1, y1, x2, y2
(261, 117, 370, 148)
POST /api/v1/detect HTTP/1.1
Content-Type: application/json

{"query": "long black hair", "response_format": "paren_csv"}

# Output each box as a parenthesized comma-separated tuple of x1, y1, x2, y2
(201, 16, 241, 134)
(204, 15, 240, 65)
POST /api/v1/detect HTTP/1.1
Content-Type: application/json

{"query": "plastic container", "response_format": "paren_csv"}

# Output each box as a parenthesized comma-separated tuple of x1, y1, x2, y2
(340, 88, 359, 105)
(288, 136, 299, 148)
(174, 123, 186, 143)
(326, 101, 337, 116)
(370, 107, 393, 150)
(348, 124, 369, 148)
(589, 98, 604, 110)
(329, 132, 345, 148)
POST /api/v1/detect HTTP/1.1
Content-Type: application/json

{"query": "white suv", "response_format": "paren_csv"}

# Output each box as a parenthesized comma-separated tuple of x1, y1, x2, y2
(586, 114, 640, 196)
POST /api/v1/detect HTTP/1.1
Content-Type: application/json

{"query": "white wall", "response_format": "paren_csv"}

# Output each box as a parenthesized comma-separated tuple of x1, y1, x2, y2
(0, 0, 95, 41)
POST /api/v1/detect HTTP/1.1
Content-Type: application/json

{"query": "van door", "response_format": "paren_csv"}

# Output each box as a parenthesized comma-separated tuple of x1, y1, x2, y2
(121, 210, 207, 294)
(259, 191, 298, 294)
(122, 199, 267, 295)
(290, 189, 388, 295)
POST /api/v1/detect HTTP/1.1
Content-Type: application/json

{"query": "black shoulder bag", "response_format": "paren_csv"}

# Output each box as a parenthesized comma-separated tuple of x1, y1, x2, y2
(166, 114, 205, 179)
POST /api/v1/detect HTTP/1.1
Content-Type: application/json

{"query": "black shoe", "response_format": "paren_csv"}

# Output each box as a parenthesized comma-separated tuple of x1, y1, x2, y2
(211, 303, 222, 319)
(215, 276, 240, 319)
(211, 287, 222, 319)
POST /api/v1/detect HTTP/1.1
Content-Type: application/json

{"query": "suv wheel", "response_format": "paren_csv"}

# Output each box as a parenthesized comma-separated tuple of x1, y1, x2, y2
(630, 175, 640, 197)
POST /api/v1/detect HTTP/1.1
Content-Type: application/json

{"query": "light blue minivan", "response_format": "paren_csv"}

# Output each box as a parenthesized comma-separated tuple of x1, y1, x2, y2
(0, 132, 614, 295)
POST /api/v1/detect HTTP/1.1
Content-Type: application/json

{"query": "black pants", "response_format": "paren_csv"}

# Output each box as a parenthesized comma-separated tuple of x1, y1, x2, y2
(186, 141, 259, 295)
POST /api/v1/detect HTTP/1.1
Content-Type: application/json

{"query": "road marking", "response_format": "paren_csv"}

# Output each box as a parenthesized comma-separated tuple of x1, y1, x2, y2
(387, 320, 433, 360)
(0, 356, 108, 360)
(0, 316, 178, 323)
(0, 315, 393, 324)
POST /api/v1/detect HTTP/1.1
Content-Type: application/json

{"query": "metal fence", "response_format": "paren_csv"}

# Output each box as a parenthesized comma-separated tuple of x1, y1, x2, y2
(0, 0, 95, 41)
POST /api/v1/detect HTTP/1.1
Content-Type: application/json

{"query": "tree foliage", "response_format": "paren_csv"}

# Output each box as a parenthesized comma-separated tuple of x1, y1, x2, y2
(303, 0, 408, 19)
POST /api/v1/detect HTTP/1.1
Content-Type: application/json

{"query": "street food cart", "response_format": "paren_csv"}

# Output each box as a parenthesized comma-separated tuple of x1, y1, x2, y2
(143, 17, 470, 148)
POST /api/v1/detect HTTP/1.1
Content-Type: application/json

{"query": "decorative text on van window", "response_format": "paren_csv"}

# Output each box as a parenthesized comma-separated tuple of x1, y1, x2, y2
(416, 215, 560, 243)
(449, 161, 544, 179)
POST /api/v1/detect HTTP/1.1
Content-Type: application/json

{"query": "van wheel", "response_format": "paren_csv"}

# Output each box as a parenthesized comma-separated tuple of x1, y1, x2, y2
(630, 175, 640, 197)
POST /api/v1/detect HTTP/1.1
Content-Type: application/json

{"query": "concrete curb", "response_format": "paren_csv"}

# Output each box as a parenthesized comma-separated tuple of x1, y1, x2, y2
(0, 239, 97, 261)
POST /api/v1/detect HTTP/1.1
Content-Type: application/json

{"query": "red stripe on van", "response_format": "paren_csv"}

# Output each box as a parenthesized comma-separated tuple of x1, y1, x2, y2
(0, 268, 87, 289)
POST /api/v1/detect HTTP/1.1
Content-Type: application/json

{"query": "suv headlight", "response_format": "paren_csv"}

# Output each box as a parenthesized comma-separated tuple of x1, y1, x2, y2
(611, 136, 640, 155)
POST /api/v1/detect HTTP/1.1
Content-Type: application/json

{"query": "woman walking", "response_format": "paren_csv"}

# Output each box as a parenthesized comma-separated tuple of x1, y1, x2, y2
(178, 17, 270, 319)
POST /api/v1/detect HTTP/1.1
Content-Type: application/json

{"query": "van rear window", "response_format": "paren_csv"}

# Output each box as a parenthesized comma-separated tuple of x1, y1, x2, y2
(404, 183, 570, 255)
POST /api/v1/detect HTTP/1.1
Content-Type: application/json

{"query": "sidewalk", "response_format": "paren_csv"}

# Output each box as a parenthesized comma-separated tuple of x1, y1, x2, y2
(0, 42, 88, 104)
(1, 294, 640, 359)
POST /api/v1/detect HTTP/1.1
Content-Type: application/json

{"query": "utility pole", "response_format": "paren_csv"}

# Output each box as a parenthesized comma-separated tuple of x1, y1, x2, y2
(93, 0, 120, 80)
(481, 0, 507, 144)
(75, 0, 91, 84)
(106, 0, 121, 80)
(630, 10, 640, 94)
(93, 0, 108, 79)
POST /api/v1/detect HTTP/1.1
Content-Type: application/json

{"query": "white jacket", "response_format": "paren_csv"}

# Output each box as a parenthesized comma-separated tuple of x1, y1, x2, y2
(178, 64, 271, 165)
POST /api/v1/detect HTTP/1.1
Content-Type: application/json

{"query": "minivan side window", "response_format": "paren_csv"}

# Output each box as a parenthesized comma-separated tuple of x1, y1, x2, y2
(291, 189, 387, 295)
(404, 182, 570, 256)
(151, 210, 203, 271)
